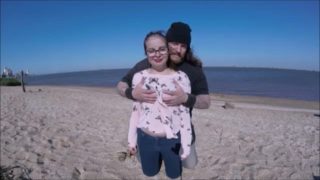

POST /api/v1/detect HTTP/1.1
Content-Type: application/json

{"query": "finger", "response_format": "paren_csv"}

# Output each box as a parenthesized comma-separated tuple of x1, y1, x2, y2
(163, 94, 174, 102)
(165, 98, 180, 106)
(129, 151, 134, 156)
(143, 89, 156, 94)
(132, 148, 138, 155)
(164, 101, 175, 106)
(129, 148, 136, 155)
(163, 99, 174, 105)
(137, 77, 146, 86)
(143, 92, 157, 98)
(173, 80, 183, 90)
(143, 95, 156, 101)
(145, 99, 156, 104)
(130, 149, 135, 155)
(166, 102, 176, 106)
(141, 77, 146, 84)
(163, 90, 174, 95)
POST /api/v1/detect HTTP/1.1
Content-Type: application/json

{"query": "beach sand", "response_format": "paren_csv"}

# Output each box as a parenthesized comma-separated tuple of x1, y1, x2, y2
(1, 86, 319, 179)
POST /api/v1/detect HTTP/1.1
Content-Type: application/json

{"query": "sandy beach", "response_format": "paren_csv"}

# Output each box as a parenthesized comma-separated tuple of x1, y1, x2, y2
(1, 86, 319, 179)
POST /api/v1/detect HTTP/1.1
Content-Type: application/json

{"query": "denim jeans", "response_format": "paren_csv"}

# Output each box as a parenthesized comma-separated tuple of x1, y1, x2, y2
(137, 128, 182, 179)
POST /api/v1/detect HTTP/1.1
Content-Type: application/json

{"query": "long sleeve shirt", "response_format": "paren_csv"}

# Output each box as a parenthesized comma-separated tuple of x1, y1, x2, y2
(128, 69, 192, 158)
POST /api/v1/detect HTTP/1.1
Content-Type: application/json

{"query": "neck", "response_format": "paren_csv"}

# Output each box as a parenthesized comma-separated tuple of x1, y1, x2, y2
(149, 67, 170, 74)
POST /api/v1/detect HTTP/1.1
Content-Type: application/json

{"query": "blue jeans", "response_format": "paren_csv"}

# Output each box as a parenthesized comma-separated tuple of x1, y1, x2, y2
(137, 128, 182, 178)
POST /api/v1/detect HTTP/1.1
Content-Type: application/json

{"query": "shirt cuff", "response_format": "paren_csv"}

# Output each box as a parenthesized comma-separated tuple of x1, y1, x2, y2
(183, 93, 196, 108)
(125, 87, 135, 100)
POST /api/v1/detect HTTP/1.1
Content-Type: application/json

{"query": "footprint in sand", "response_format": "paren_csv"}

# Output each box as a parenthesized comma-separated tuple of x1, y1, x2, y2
(117, 151, 128, 162)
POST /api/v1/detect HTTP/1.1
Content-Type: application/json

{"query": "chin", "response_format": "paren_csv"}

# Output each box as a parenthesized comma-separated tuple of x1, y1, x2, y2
(170, 56, 181, 62)
(171, 59, 182, 64)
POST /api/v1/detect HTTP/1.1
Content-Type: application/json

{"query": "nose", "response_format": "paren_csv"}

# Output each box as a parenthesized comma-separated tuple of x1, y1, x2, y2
(176, 45, 182, 52)
(154, 51, 161, 56)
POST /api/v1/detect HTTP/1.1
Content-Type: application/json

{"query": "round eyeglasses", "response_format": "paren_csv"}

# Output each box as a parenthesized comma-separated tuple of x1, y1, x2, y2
(146, 47, 168, 56)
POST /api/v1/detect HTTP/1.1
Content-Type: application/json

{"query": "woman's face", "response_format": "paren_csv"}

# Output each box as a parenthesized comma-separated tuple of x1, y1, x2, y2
(145, 35, 168, 71)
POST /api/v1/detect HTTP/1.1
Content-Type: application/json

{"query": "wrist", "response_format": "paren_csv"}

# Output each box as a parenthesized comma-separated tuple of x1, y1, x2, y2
(183, 93, 196, 108)
(125, 87, 135, 100)
(183, 93, 188, 104)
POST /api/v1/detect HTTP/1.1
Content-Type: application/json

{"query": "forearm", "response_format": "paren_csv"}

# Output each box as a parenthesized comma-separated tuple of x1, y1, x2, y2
(117, 81, 129, 98)
(182, 93, 210, 109)
(194, 94, 211, 109)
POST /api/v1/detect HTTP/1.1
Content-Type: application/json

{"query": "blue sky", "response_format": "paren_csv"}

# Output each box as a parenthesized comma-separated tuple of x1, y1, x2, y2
(1, 1, 319, 74)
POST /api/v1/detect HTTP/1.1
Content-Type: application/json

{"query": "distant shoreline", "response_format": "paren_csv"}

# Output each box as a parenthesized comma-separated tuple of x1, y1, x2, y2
(24, 67, 320, 102)
(28, 66, 320, 76)
(22, 83, 319, 104)
(19, 85, 320, 110)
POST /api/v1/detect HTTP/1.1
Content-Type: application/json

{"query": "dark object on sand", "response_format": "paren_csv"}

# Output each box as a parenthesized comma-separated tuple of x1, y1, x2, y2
(0, 164, 32, 180)
(117, 151, 128, 161)
(222, 102, 235, 109)
(117, 151, 136, 162)
(21, 71, 26, 93)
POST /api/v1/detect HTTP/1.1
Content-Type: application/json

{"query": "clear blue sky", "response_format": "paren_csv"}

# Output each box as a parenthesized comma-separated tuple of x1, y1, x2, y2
(1, 1, 319, 74)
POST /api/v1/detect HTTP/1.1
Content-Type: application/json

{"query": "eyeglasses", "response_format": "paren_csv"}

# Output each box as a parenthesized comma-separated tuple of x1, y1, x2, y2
(146, 47, 168, 56)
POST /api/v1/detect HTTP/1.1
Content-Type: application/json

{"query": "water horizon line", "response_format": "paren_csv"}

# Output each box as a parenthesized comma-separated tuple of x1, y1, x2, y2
(29, 66, 320, 76)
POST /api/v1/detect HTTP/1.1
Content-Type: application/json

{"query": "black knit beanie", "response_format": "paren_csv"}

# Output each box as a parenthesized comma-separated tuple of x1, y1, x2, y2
(166, 22, 192, 47)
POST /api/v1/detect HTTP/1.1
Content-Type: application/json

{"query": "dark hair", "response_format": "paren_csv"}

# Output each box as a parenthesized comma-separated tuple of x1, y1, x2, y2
(166, 22, 191, 48)
(184, 48, 203, 67)
(143, 31, 166, 55)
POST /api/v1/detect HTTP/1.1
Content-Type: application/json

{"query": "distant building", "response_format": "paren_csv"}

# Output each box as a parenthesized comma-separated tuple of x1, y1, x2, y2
(2, 67, 13, 77)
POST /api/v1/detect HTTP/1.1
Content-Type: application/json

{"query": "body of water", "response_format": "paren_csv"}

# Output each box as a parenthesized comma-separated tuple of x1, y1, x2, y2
(25, 67, 319, 101)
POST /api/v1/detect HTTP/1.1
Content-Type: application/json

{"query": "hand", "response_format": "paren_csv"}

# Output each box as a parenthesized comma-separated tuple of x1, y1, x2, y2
(128, 146, 137, 156)
(132, 78, 157, 103)
(180, 149, 189, 160)
(163, 80, 188, 106)
(180, 154, 188, 160)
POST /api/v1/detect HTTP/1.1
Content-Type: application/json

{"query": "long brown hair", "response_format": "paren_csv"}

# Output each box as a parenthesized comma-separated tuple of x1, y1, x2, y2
(185, 47, 203, 67)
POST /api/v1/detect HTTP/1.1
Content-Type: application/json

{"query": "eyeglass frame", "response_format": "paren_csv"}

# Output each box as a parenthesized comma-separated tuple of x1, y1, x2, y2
(146, 46, 168, 56)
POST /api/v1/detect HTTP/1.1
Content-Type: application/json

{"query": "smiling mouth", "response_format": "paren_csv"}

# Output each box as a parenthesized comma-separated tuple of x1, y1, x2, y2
(171, 54, 182, 58)
(154, 59, 162, 63)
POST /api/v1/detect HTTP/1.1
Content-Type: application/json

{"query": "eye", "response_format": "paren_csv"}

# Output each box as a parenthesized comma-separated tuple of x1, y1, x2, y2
(159, 47, 167, 52)
(181, 44, 187, 49)
(147, 49, 155, 53)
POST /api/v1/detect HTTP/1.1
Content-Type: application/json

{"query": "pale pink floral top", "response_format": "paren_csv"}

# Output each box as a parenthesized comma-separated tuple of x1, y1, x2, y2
(128, 69, 192, 158)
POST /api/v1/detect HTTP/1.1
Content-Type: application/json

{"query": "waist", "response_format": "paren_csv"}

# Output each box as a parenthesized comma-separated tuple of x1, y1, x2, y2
(140, 128, 166, 138)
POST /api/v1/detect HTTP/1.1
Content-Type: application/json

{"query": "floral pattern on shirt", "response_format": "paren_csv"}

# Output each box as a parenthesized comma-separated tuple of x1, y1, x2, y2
(128, 69, 192, 158)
